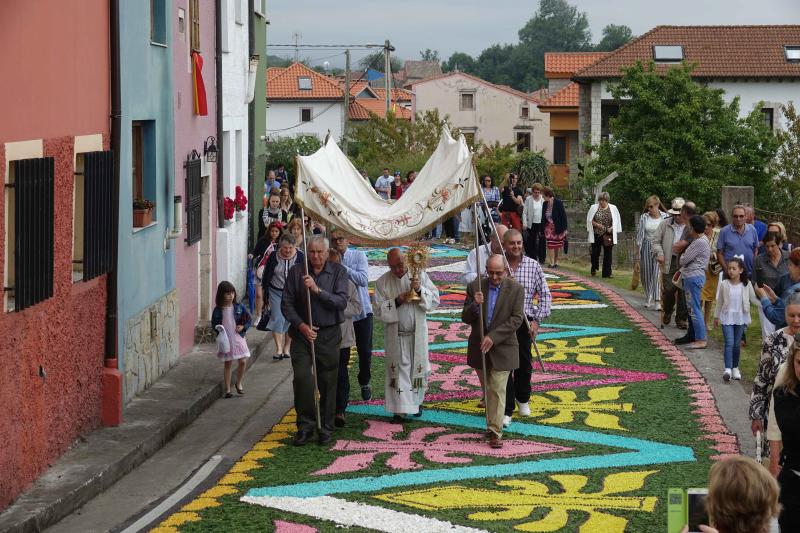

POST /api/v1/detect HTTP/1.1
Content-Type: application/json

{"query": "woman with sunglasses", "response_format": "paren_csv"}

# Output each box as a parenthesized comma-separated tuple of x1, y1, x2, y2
(636, 195, 668, 309)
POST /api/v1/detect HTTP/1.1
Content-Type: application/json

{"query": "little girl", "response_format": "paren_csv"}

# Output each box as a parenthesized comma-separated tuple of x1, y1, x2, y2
(211, 281, 251, 397)
(714, 257, 760, 383)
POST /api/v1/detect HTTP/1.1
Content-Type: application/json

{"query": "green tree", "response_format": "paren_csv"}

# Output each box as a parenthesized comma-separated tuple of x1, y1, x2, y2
(442, 52, 477, 73)
(770, 102, 800, 212)
(474, 142, 518, 181)
(419, 49, 440, 62)
(474, 44, 517, 87)
(515, 0, 593, 89)
(358, 50, 403, 73)
(513, 150, 551, 188)
(590, 62, 781, 217)
(595, 24, 633, 51)
(264, 135, 322, 180)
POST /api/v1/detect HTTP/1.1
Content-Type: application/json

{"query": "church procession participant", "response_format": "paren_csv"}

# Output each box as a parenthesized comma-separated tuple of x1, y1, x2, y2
(281, 235, 350, 446)
(462, 224, 508, 286)
(501, 229, 552, 427)
(522, 183, 546, 262)
(462, 254, 525, 448)
(329, 229, 375, 420)
(374, 248, 440, 421)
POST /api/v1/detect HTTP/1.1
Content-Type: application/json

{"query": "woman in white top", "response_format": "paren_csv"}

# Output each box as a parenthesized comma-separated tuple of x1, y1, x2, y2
(635, 195, 668, 309)
(714, 257, 760, 382)
(522, 183, 546, 262)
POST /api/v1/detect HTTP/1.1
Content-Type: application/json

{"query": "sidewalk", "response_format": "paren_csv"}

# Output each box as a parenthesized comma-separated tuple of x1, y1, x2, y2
(0, 329, 276, 533)
(562, 267, 756, 457)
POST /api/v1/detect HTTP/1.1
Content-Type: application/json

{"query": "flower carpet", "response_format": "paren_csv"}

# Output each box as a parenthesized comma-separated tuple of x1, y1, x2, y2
(154, 245, 737, 533)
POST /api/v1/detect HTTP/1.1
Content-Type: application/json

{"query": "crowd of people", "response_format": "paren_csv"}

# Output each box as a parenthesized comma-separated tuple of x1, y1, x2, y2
(213, 165, 800, 530)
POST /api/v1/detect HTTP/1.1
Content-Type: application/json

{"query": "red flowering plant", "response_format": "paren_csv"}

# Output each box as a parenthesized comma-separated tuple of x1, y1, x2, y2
(223, 186, 248, 220)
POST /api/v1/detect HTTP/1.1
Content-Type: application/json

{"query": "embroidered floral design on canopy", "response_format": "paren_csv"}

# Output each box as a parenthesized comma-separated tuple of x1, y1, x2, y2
(312, 419, 571, 476)
(376, 470, 659, 533)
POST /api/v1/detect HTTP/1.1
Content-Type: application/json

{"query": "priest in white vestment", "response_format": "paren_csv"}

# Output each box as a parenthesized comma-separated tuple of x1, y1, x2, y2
(374, 248, 440, 419)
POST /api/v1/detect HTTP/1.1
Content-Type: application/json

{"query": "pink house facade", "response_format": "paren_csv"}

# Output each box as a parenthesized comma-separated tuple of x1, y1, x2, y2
(172, 0, 218, 353)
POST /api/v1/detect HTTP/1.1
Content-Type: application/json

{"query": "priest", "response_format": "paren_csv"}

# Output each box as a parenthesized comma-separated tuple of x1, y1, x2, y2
(374, 248, 440, 420)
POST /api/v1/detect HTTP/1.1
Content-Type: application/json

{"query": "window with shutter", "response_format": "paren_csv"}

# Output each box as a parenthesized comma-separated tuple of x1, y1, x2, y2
(83, 151, 116, 280)
(185, 152, 203, 245)
(8, 157, 55, 311)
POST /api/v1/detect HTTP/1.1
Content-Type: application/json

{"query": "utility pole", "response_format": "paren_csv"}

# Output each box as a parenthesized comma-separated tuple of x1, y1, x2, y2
(293, 32, 301, 62)
(343, 49, 350, 153)
(384, 39, 394, 115)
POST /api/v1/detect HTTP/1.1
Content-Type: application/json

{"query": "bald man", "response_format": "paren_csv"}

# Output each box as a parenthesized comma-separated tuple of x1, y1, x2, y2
(463, 254, 525, 447)
(374, 248, 440, 420)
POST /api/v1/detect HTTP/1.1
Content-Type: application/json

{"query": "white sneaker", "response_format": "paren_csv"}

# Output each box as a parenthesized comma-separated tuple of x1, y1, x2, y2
(644, 298, 652, 309)
(655, 302, 662, 311)
(732, 368, 742, 380)
(253, 315, 261, 327)
(723, 368, 731, 383)
(517, 401, 531, 416)
(502, 415, 512, 428)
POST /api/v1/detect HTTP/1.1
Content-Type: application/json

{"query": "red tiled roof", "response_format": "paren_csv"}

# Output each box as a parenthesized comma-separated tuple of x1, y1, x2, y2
(351, 98, 412, 120)
(574, 25, 800, 80)
(348, 100, 371, 120)
(266, 62, 343, 100)
(538, 83, 580, 108)
(544, 52, 609, 77)
(372, 88, 413, 102)
(412, 71, 541, 103)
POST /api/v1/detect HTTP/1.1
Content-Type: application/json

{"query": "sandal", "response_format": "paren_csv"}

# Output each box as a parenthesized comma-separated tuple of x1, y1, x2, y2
(224, 392, 233, 398)
(236, 384, 244, 395)
(273, 353, 282, 361)
(281, 353, 291, 360)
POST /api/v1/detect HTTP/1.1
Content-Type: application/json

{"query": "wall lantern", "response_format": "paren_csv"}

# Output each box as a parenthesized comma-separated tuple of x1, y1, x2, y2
(204, 136, 218, 163)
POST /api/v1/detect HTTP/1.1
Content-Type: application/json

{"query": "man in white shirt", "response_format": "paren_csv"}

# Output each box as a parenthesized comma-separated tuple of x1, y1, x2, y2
(374, 168, 392, 200)
(522, 183, 546, 262)
(462, 224, 508, 285)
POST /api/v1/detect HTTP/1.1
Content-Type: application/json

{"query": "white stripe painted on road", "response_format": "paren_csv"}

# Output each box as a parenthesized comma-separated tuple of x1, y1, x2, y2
(241, 495, 489, 533)
(120, 455, 223, 533)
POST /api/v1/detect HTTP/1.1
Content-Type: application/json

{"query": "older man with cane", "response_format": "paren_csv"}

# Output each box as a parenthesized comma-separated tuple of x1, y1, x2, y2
(282, 234, 350, 446)
(463, 254, 525, 448)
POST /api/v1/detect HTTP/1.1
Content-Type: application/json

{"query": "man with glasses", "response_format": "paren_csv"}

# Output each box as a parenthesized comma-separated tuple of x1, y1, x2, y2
(717, 205, 759, 276)
(329, 229, 374, 423)
(462, 254, 525, 448)
(501, 229, 551, 427)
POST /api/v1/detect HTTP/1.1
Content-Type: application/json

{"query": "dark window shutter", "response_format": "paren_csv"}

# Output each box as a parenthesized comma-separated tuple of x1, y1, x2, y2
(185, 153, 202, 245)
(14, 157, 54, 311)
(83, 151, 115, 280)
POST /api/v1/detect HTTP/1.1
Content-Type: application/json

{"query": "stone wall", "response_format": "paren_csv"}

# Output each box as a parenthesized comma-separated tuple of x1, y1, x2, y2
(123, 290, 179, 402)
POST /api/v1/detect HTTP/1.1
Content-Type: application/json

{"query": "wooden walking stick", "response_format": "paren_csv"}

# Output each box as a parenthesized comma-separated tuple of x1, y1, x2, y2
(472, 203, 491, 427)
(480, 193, 547, 372)
(300, 205, 322, 431)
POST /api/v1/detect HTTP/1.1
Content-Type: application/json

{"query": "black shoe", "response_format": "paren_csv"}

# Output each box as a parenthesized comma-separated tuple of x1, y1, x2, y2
(318, 432, 332, 445)
(674, 335, 694, 345)
(334, 413, 346, 427)
(292, 430, 313, 446)
(281, 353, 291, 360)
(676, 322, 688, 330)
(390, 414, 404, 423)
(413, 406, 423, 418)
(361, 384, 372, 401)
(224, 392, 233, 399)
(591, 268, 597, 276)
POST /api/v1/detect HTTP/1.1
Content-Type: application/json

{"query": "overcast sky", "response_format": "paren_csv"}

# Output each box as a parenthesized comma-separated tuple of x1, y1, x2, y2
(267, 0, 799, 67)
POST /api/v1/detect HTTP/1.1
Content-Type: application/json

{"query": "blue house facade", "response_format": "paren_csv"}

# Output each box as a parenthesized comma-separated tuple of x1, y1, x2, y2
(117, 0, 178, 401)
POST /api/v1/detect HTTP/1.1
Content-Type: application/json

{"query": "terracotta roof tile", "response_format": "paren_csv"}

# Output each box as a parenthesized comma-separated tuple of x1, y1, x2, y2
(266, 62, 343, 100)
(372, 88, 413, 102)
(538, 83, 579, 108)
(544, 52, 609, 77)
(351, 98, 411, 120)
(348, 100, 371, 120)
(574, 25, 800, 80)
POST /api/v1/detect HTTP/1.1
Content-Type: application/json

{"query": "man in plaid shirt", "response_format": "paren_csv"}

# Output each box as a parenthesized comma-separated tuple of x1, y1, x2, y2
(501, 229, 552, 427)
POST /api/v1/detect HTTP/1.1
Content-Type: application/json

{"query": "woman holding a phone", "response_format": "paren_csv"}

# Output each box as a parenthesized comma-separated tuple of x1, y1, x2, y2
(754, 232, 789, 338)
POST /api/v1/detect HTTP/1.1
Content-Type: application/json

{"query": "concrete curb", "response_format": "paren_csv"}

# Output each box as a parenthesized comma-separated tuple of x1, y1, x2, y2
(0, 330, 274, 533)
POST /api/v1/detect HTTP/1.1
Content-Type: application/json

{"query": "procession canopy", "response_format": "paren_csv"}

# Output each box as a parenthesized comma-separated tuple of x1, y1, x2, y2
(295, 127, 481, 243)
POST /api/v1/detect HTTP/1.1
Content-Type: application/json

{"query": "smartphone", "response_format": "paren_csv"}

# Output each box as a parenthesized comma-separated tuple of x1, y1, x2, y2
(687, 488, 709, 533)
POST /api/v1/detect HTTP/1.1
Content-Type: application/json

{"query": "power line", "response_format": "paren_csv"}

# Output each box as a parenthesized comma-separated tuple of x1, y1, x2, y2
(268, 43, 384, 49)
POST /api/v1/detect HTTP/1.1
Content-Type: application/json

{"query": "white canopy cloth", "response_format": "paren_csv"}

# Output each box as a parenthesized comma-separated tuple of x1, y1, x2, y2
(295, 128, 481, 242)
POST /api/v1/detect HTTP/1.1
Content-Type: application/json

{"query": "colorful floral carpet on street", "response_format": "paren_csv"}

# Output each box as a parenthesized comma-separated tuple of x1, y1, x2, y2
(154, 245, 737, 533)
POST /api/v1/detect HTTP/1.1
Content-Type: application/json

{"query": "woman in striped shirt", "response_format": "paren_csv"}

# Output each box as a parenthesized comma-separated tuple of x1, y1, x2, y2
(679, 215, 712, 349)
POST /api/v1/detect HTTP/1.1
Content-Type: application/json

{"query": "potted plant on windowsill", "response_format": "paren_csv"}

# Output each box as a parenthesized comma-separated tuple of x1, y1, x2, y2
(133, 198, 155, 227)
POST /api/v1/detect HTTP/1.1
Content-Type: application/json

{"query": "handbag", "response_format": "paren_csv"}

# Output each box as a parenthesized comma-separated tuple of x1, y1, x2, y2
(672, 270, 683, 289)
(602, 232, 613, 247)
(631, 260, 641, 290)
(256, 307, 270, 331)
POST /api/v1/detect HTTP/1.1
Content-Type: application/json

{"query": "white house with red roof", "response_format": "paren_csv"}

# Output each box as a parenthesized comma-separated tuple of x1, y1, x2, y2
(572, 25, 800, 155)
(266, 63, 412, 142)
(411, 71, 552, 161)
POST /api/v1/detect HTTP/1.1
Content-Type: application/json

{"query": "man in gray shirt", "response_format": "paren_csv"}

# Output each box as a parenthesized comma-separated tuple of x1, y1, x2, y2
(374, 168, 392, 200)
(282, 235, 349, 445)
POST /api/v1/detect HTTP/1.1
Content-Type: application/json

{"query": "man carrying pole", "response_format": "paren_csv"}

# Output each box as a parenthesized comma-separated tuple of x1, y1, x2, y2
(501, 229, 552, 428)
(281, 232, 349, 446)
(462, 254, 525, 448)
